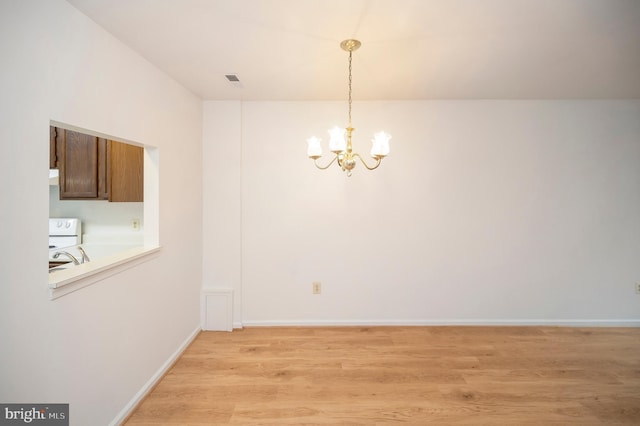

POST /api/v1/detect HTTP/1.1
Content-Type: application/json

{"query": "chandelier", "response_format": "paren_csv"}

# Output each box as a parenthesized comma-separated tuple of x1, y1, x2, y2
(307, 39, 391, 177)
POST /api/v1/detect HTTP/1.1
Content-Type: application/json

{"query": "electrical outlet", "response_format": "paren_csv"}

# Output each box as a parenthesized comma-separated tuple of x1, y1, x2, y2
(636, 283, 640, 294)
(312, 282, 322, 295)
(132, 218, 140, 231)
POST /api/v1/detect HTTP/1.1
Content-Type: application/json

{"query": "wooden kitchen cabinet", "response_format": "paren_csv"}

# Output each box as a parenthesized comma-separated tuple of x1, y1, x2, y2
(50, 126, 58, 168)
(108, 139, 144, 202)
(52, 127, 143, 202)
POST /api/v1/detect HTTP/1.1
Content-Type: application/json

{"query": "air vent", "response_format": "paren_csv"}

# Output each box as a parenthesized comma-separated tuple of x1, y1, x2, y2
(225, 74, 242, 89)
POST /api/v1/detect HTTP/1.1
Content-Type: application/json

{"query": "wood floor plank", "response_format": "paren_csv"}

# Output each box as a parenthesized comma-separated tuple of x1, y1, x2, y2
(124, 326, 640, 425)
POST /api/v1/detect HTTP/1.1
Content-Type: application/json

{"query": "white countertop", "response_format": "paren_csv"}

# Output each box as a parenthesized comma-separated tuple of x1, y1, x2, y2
(48, 245, 161, 299)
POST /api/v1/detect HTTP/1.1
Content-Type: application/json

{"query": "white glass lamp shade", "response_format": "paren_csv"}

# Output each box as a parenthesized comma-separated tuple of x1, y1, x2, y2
(371, 131, 391, 158)
(328, 126, 347, 153)
(307, 136, 322, 158)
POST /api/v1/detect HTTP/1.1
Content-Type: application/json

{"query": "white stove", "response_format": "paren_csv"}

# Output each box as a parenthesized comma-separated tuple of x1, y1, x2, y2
(49, 218, 82, 253)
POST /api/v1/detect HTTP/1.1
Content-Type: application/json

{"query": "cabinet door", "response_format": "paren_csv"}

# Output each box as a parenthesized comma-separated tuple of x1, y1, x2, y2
(49, 126, 58, 169)
(59, 129, 100, 199)
(108, 140, 143, 202)
(97, 137, 109, 200)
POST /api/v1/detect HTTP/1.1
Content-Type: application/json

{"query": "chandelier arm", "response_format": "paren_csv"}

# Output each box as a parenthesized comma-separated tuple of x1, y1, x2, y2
(353, 153, 382, 170)
(313, 155, 339, 170)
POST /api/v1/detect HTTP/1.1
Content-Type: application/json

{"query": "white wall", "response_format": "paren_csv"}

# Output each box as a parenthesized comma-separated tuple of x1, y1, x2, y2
(0, 1, 202, 424)
(203, 100, 640, 326)
(49, 186, 144, 241)
(202, 101, 243, 327)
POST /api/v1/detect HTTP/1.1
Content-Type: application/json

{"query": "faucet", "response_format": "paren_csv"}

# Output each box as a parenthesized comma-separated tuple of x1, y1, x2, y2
(77, 246, 91, 263)
(53, 251, 80, 265)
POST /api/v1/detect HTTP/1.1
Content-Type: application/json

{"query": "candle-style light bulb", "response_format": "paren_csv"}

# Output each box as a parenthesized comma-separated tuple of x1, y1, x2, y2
(328, 126, 347, 153)
(307, 136, 322, 159)
(371, 131, 391, 158)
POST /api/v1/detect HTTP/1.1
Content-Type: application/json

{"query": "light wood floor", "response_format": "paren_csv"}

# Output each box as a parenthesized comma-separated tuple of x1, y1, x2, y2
(124, 326, 640, 425)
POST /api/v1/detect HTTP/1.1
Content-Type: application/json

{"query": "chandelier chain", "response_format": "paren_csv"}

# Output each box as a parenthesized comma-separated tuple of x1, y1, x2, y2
(348, 50, 353, 126)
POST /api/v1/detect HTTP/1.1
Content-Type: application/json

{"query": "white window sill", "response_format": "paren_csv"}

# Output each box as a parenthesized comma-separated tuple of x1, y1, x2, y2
(48, 245, 161, 299)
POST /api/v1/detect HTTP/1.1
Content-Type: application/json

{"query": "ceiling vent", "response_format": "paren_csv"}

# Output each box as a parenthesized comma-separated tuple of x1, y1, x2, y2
(225, 74, 242, 88)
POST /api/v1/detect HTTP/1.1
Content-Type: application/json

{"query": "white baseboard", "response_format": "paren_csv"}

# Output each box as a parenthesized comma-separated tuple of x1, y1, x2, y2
(240, 319, 640, 327)
(109, 325, 201, 426)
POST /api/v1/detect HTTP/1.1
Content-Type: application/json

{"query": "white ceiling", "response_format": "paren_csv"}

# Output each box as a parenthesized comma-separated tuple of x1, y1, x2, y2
(67, 0, 640, 101)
